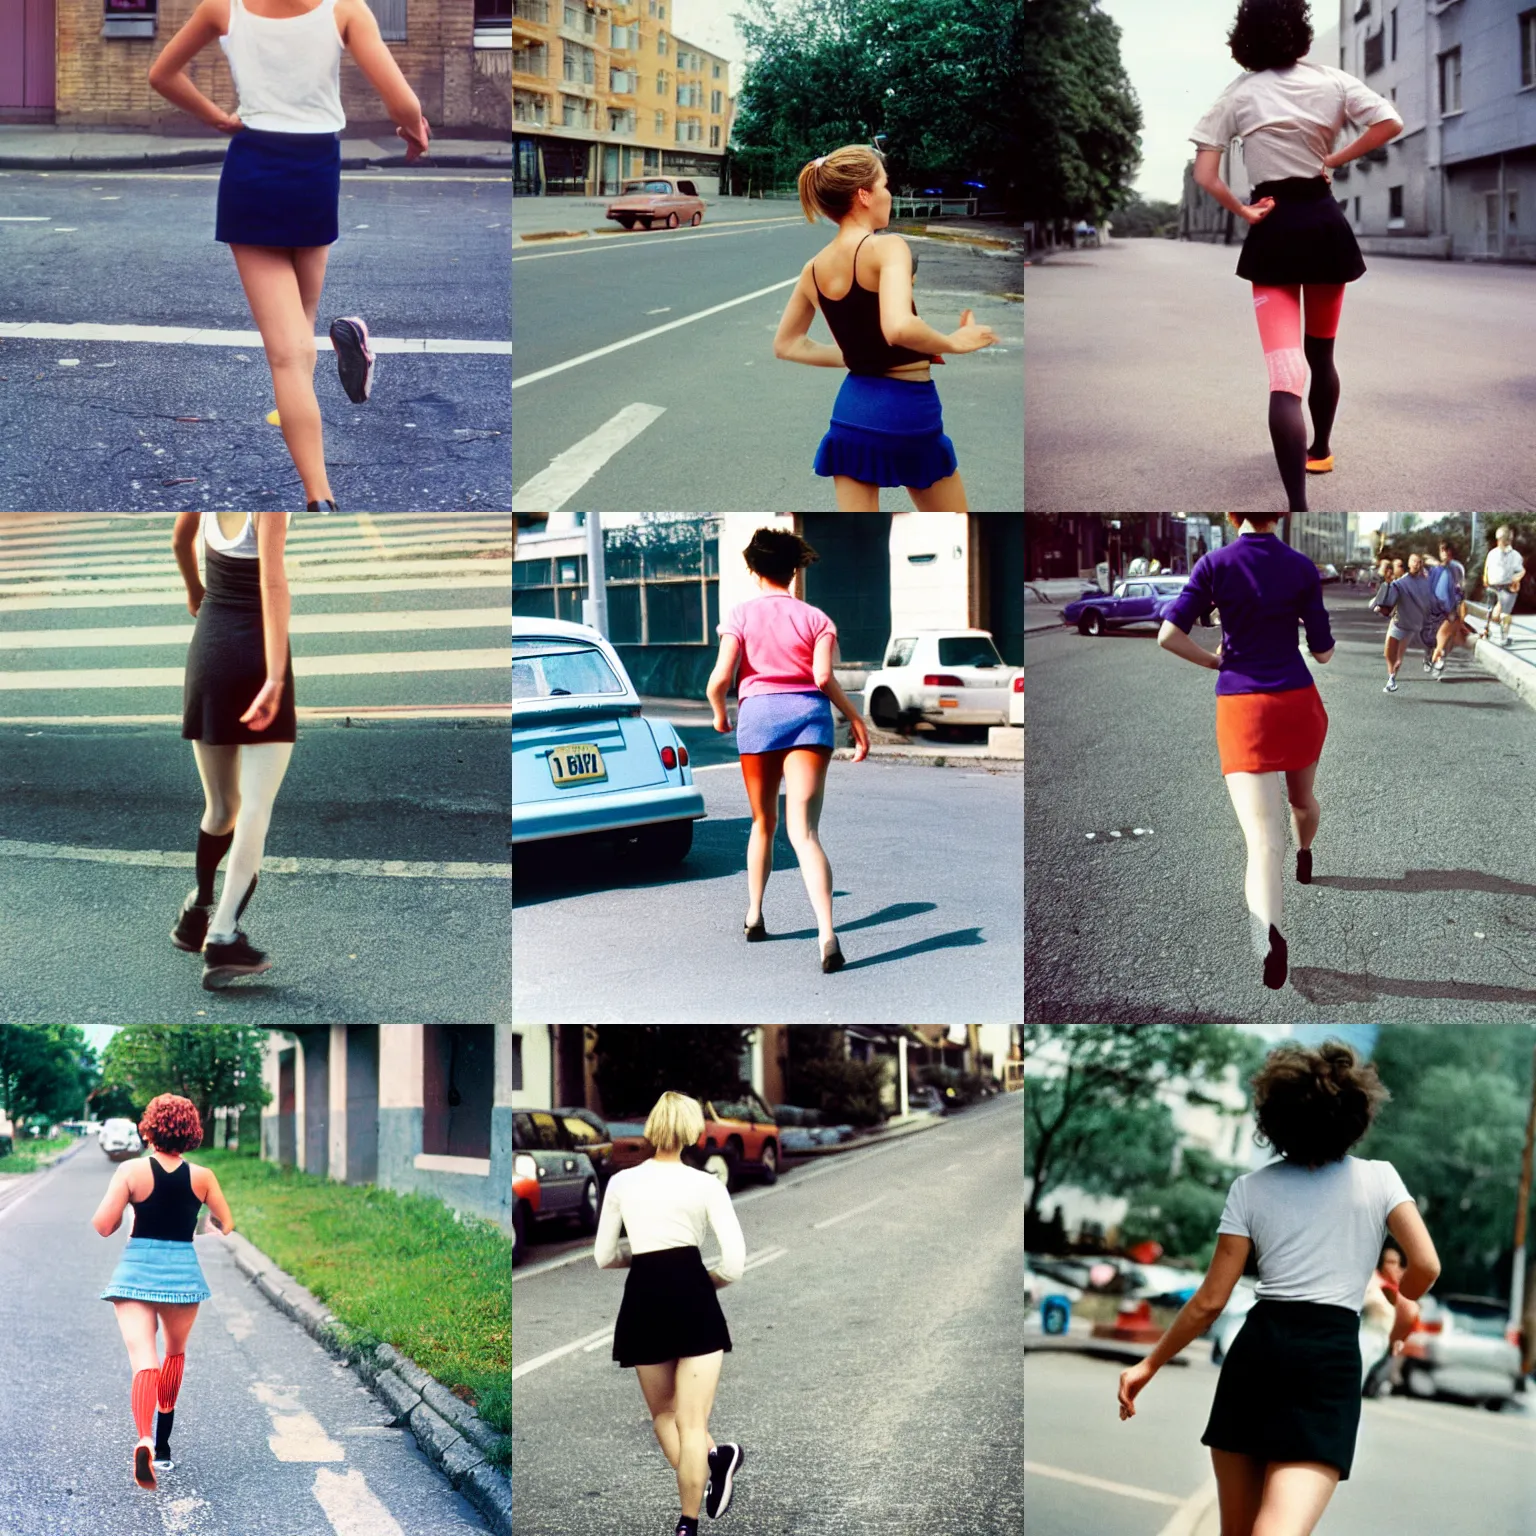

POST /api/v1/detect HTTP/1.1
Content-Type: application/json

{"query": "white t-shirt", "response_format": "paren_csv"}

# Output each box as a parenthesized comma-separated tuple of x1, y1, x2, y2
(201, 511, 292, 559)
(1191, 62, 1402, 185)
(1217, 1155, 1414, 1311)
(1485, 546, 1526, 587)
(594, 1159, 746, 1284)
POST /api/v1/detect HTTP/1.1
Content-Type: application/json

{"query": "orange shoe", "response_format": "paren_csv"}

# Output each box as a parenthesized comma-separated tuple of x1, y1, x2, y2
(1305, 454, 1334, 473)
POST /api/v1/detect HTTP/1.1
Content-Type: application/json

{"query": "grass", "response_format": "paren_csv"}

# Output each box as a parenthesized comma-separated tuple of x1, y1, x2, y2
(194, 1148, 509, 1468)
(0, 1133, 81, 1173)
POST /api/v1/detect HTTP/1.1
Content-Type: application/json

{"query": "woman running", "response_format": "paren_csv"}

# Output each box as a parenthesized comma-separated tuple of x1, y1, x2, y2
(596, 1092, 748, 1536)
(705, 528, 870, 972)
(171, 512, 297, 988)
(94, 1094, 236, 1491)
(1116, 1040, 1439, 1536)
(149, 0, 432, 512)
(1158, 514, 1333, 990)
(771, 145, 999, 510)
(1190, 0, 1402, 510)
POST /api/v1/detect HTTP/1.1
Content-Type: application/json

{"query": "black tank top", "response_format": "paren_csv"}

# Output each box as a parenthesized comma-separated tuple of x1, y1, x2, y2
(130, 1157, 204, 1242)
(812, 234, 934, 377)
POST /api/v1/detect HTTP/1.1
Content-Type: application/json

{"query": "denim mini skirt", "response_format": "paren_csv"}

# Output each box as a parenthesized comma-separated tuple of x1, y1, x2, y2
(736, 689, 834, 754)
(100, 1237, 212, 1305)
(216, 128, 342, 247)
(813, 375, 958, 489)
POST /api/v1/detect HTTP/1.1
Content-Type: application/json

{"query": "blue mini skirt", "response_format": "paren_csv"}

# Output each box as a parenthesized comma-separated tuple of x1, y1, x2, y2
(216, 128, 341, 248)
(736, 690, 834, 755)
(813, 374, 959, 489)
(100, 1237, 212, 1305)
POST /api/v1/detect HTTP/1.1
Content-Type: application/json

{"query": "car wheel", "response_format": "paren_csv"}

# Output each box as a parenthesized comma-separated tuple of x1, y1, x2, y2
(1083, 611, 1104, 637)
(1483, 1397, 1509, 1412)
(617, 216, 636, 230)
(627, 818, 693, 866)
(512, 1202, 528, 1267)
(701, 1148, 736, 1189)
(666, 213, 680, 229)
(690, 211, 702, 226)
(576, 1179, 598, 1234)
(758, 1141, 778, 1185)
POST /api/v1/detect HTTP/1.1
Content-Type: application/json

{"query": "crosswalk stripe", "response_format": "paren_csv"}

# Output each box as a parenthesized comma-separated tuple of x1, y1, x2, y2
(0, 608, 510, 649)
(0, 575, 511, 613)
(0, 648, 511, 690)
(512, 402, 666, 511)
(0, 321, 512, 355)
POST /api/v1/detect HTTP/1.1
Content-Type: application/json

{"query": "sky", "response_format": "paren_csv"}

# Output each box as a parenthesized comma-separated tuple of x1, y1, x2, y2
(1097, 0, 1341, 204)
(671, 0, 750, 90)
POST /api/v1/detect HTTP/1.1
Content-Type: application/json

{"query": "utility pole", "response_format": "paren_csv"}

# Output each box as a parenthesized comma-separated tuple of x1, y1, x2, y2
(1512, 1037, 1536, 1373)
(582, 514, 609, 639)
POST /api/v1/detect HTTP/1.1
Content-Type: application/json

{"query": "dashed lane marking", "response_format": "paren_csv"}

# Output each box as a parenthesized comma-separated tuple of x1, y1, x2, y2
(512, 1326, 616, 1380)
(0, 839, 509, 880)
(810, 1194, 889, 1230)
(512, 403, 666, 510)
(311, 1468, 407, 1536)
(251, 1383, 345, 1463)
(1023, 1462, 1185, 1507)
(511, 216, 803, 259)
(0, 321, 510, 354)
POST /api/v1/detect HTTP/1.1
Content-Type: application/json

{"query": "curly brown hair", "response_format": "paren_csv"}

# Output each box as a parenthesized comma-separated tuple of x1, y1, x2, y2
(743, 527, 819, 588)
(1227, 0, 1313, 72)
(1251, 1040, 1389, 1167)
(139, 1094, 203, 1154)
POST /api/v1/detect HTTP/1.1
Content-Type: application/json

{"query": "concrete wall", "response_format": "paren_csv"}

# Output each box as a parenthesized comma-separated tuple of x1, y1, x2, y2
(511, 1025, 553, 1110)
(889, 513, 974, 635)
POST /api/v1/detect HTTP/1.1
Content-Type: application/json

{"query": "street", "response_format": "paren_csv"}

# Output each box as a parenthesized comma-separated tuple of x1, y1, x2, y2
(1024, 599, 1536, 1023)
(0, 513, 511, 1024)
(1024, 1344, 1536, 1536)
(1023, 238, 1536, 512)
(0, 1139, 492, 1536)
(513, 755, 1023, 1024)
(512, 1094, 1024, 1536)
(511, 213, 1023, 512)
(0, 170, 512, 512)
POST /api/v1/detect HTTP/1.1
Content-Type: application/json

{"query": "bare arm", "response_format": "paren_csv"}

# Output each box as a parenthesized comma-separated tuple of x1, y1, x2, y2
(1386, 1200, 1440, 1302)
(1192, 146, 1275, 226)
(148, 1, 241, 132)
(1323, 117, 1402, 172)
(705, 635, 739, 718)
(91, 1163, 136, 1237)
(772, 265, 845, 367)
(1157, 619, 1221, 670)
(201, 1169, 235, 1236)
(172, 513, 204, 617)
(876, 239, 996, 356)
(238, 514, 292, 732)
(340, 0, 430, 158)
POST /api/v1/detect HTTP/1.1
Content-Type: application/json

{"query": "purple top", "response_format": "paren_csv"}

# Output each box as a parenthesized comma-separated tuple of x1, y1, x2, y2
(1163, 532, 1333, 695)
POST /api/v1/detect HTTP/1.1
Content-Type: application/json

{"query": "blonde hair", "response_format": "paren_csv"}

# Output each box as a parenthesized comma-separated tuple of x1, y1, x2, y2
(643, 1091, 705, 1154)
(797, 145, 884, 224)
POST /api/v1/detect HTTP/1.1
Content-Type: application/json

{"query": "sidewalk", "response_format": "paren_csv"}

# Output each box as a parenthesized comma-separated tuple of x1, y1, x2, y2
(1464, 601, 1536, 712)
(0, 125, 512, 171)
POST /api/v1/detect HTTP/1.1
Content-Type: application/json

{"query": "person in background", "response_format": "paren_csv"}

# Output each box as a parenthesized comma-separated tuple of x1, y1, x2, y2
(1426, 539, 1469, 678)
(1376, 552, 1437, 693)
(1480, 524, 1526, 647)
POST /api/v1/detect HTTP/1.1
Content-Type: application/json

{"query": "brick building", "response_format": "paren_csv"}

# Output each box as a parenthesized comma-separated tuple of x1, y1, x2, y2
(1, 0, 513, 135)
(511, 0, 733, 195)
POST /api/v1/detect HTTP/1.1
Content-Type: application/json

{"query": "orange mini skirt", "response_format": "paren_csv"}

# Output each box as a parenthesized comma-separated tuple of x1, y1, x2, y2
(1215, 684, 1328, 775)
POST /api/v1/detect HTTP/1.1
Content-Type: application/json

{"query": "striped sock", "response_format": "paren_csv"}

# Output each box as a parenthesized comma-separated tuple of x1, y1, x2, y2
(131, 1368, 160, 1439)
(158, 1353, 186, 1411)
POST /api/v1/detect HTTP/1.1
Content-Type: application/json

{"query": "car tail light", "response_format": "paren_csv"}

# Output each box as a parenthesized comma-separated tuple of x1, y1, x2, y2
(1507, 1325, 1522, 1349)
(660, 745, 678, 769)
(678, 744, 689, 766)
(923, 673, 966, 687)
(1012, 675, 1024, 693)
(1401, 1336, 1432, 1359)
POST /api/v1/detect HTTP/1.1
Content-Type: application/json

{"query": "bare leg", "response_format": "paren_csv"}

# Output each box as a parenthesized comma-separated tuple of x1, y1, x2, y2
(833, 475, 880, 510)
(1211, 1448, 1266, 1536)
(783, 748, 834, 945)
(1384, 633, 1404, 678)
(673, 1351, 723, 1520)
(1224, 770, 1286, 953)
(113, 1300, 161, 1376)
(1283, 762, 1319, 852)
(1251, 1461, 1340, 1536)
(738, 750, 786, 927)
(906, 471, 969, 511)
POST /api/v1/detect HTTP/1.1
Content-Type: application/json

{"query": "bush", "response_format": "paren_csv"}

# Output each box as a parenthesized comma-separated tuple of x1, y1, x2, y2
(786, 1057, 887, 1127)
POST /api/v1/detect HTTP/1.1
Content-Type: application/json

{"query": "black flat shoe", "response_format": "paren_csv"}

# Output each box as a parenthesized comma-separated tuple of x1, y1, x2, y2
(820, 936, 845, 973)
(202, 930, 271, 990)
(1296, 849, 1313, 884)
(1263, 925, 1288, 991)
(306, 499, 339, 512)
(744, 918, 767, 942)
(171, 890, 211, 953)
(329, 315, 375, 403)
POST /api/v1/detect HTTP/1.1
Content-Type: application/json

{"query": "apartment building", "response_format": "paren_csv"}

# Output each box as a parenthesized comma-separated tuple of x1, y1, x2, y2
(511, 0, 734, 195)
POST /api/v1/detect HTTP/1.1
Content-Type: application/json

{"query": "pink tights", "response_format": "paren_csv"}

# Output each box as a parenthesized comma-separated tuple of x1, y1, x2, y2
(1252, 284, 1344, 394)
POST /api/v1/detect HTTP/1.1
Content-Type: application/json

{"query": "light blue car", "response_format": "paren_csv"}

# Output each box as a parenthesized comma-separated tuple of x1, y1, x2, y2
(513, 617, 707, 865)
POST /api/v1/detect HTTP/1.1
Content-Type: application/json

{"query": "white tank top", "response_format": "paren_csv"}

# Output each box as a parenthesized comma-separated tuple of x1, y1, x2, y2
(202, 512, 292, 559)
(219, 0, 347, 135)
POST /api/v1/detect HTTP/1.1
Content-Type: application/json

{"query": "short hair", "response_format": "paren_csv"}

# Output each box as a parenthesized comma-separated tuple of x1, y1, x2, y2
(743, 526, 819, 587)
(798, 144, 885, 224)
(1227, 513, 1280, 531)
(1496, 524, 1513, 540)
(1227, 0, 1314, 72)
(139, 1094, 203, 1154)
(1439, 539, 1457, 557)
(1251, 1040, 1390, 1168)
(644, 1091, 705, 1155)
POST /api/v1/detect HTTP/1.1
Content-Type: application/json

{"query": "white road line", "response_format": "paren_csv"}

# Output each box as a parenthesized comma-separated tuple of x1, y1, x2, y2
(811, 1194, 889, 1230)
(1022, 1462, 1184, 1508)
(1155, 1480, 1220, 1536)
(251, 1382, 345, 1462)
(0, 704, 509, 725)
(0, 839, 509, 880)
(0, 536, 511, 573)
(0, 608, 510, 649)
(0, 321, 510, 355)
(310, 1468, 407, 1536)
(0, 557, 511, 596)
(511, 217, 802, 260)
(513, 1325, 616, 1380)
(511, 279, 796, 390)
(0, 647, 509, 689)
(0, 216, 51, 222)
(0, 575, 513, 612)
(581, 1331, 617, 1352)
(740, 1245, 788, 1272)
(940, 1161, 963, 1172)
(7, 171, 509, 183)
(512, 403, 666, 511)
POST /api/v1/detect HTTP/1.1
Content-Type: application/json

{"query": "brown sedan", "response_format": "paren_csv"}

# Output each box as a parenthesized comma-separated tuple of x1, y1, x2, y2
(605, 177, 706, 231)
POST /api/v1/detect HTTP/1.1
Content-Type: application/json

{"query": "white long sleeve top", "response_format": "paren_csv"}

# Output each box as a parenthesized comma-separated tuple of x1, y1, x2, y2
(594, 1159, 747, 1284)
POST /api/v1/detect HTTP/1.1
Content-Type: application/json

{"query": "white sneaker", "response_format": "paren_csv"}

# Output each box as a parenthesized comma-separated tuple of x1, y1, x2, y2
(1384, 676, 1398, 692)
(1433, 657, 1446, 673)
(1422, 660, 1434, 673)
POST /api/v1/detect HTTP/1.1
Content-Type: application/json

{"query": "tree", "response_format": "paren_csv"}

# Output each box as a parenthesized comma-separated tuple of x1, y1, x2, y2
(0, 1025, 97, 1128)
(592, 1028, 753, 1118)
(1121, 1146, 1251, 1268)
(100, 1025, 271, 1148)
(1106, 195, 1181, 238)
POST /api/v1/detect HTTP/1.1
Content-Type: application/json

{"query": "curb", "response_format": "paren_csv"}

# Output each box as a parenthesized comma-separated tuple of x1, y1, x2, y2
(224, 1231, 510, 1536)
(1467, 625, 1536, 713)
(831, 746, 1023, 770)
(784, 1109, 950, 1160)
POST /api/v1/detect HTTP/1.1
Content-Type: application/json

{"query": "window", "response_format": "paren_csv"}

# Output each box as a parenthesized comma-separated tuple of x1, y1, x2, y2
(610, 67, 636, 93)
(422, 1027, 493, 1161)
(1522, 12, 1536, 89)
(514, 43, 549, 76)
(609, 107, 635, 134)
(513, 88, 549, 125)
(375, 0, 408, 40)
(1388, 184, 1403, 224)
(563, 43, 595, 85)
(713, 61, 721, 78)
(711, 89, 722, 114)
(512, 1034, 523, 1092)
(1364, 26, 1384, 74)
(656, 71, 666, 95)
(513, 0, 549, 17)
(655, 109, 667, 134)
(658, 30, 668, 56)
(711, 124, 720, 147)
(1439, 47, 1462, 112)
(562, 93, 593, 127)
(1389, 6, 1397, 61)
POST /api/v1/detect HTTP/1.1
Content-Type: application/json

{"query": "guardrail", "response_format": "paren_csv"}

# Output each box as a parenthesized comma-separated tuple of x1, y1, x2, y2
(892, 195, 978, 219)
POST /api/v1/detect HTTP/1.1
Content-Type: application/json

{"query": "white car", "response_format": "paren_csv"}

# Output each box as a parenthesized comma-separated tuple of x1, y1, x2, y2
(98, 1118, 143, 1161)
(862, 629, 1021, 733)
(1008, 672, 1023, 727)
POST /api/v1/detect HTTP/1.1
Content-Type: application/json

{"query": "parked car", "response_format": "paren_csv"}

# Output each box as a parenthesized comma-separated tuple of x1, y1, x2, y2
(601, 1119, 664, 1177)
(512, 1110, 600, 1266)
(1399, 1293, 1525, 1409)
(513, 617, 706, 866)
(1008, 672, 1023, 727)
(861, 629, 1021, 734)
(908, 1084, 947, 1115)
(605, 177, 706, 231)
(688, 1090, 781, 1190)
(98, 1118, 143, 1161)
(1061, 577, 1198, 637)
(551, 1109, 616, 1191)
(1315, 563, 1341, 584)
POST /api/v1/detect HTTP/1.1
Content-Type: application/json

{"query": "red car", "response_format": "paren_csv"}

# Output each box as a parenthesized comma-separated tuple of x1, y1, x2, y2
(603, 1090, 782, 1191)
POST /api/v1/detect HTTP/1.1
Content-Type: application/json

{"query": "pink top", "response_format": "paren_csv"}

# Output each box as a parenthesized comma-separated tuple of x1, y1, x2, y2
(717, 593, 837, 701)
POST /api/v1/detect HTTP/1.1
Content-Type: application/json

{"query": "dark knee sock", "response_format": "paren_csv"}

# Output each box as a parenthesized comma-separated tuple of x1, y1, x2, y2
(1303, 333, 1339, 457)
(195, 830, 235, 906)
(1267, 391, 1308, 511)
(154, 1408, 175, 1458)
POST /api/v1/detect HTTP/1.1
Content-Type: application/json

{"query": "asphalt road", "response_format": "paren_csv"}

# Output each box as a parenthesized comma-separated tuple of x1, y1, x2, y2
(0, 1140, 492, 1535)
(511, 221, 1023, 511)
(513, 756, 1024, 1024)
(0, 513, 510, 1024)
(512, 1095, 1024, 1536)
(1024, 600, 1536, 1023)
(0, 169, 511, 511)
(1024, 238, 1536, 512)
(1024, 1346, 1536, 1536)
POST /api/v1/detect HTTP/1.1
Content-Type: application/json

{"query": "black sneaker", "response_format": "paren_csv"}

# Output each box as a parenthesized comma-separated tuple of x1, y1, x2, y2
(153, 1408, 175, 1470)
(705, 1443, 743, 1519)
(202, 930, 271, 990)
(171, 891, 212, 953)
(328, 316, 375, 403)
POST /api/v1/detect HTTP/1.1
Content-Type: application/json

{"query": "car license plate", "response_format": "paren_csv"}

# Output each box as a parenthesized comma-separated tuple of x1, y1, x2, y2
(548, 744, 607, 785)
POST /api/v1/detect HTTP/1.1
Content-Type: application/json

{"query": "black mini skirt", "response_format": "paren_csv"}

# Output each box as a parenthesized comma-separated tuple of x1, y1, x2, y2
(1236, 177, 1367, 287)
(612, 1246, 732, 1368)
(182, 546, 297, 745)
(1202, 1299, 1362, 1478)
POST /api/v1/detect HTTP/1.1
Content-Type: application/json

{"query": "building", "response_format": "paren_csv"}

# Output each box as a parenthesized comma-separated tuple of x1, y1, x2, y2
(512, 0, 734, 195)
(1, 0, 511, 133)
(258, 1027, 512, 1236)
(1025, 515, 1227, 584)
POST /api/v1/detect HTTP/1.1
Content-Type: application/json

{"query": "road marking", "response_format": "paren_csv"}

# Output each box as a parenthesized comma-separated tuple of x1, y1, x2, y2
(310, 1468, 407, 1536)
(0, 216, 51, 221)
(1023, 1462, 1185, 1507)
(210, 1289, 257, 1342)
(741, 1245, 787, 1272)
(0, 535, 511, 573)
(511, 216, 802, 259)
(0, 647, 509, 689)
(0, 321, 510, 355)
(1365, 1398, 1536, 1449)
(251, 1383, 345, 1462)
(1155, 1480, 1220, 1536)
(0, 575, 512, 613)
(581, 1332, 616, 1352)
(0, 609, 509, 649)
(811, 1194, 888, 1230)
(513, 403, 666, 510)
(0, 839, 509, 880)
(0, 558, 511, 598)
(0, 704, 509, 725)
(511, 279, 796, 389)
(513, 1325, 616, 1380)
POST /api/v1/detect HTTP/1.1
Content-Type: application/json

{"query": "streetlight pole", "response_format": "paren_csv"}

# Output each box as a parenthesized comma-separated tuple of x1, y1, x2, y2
(582, 514, 609, 639)
(1511, 1037, 1536, 1371)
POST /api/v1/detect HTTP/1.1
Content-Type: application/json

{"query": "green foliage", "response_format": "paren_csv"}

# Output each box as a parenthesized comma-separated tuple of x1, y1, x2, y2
(100, 1024, 271, 1146)
(0, 1133, 83, 1173)
(1107, 195, 1181, 238)
(592, 1028, 753, 1117)
(1121, 1147, 1251, 1266)
(789, 1054, 888, 1126)
(0, 1025, 97, 1126)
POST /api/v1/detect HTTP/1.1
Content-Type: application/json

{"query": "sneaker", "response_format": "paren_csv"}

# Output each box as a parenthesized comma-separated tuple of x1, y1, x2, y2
(1383, 676, 1398, 692)
(171, 890, 212, 953)
(1433, 656, 1446, 674)
(329, 316, 375, 403)
(133, 1437, 157, 1490)
(202, 930, 272, 990)
(705, 1443, 744, 1519)
(152, 1453, 175, 1472)
(1422, 660, 1434, 674)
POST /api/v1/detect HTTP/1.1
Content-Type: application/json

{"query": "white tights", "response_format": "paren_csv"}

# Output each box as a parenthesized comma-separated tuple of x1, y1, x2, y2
(1223, 770, 1286, 954)
(192, 741, 294, 940)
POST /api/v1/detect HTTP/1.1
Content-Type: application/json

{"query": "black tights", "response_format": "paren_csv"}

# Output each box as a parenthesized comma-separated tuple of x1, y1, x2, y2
(1304, 332, 1340, 459)
(1267, 392, 1308, 511)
